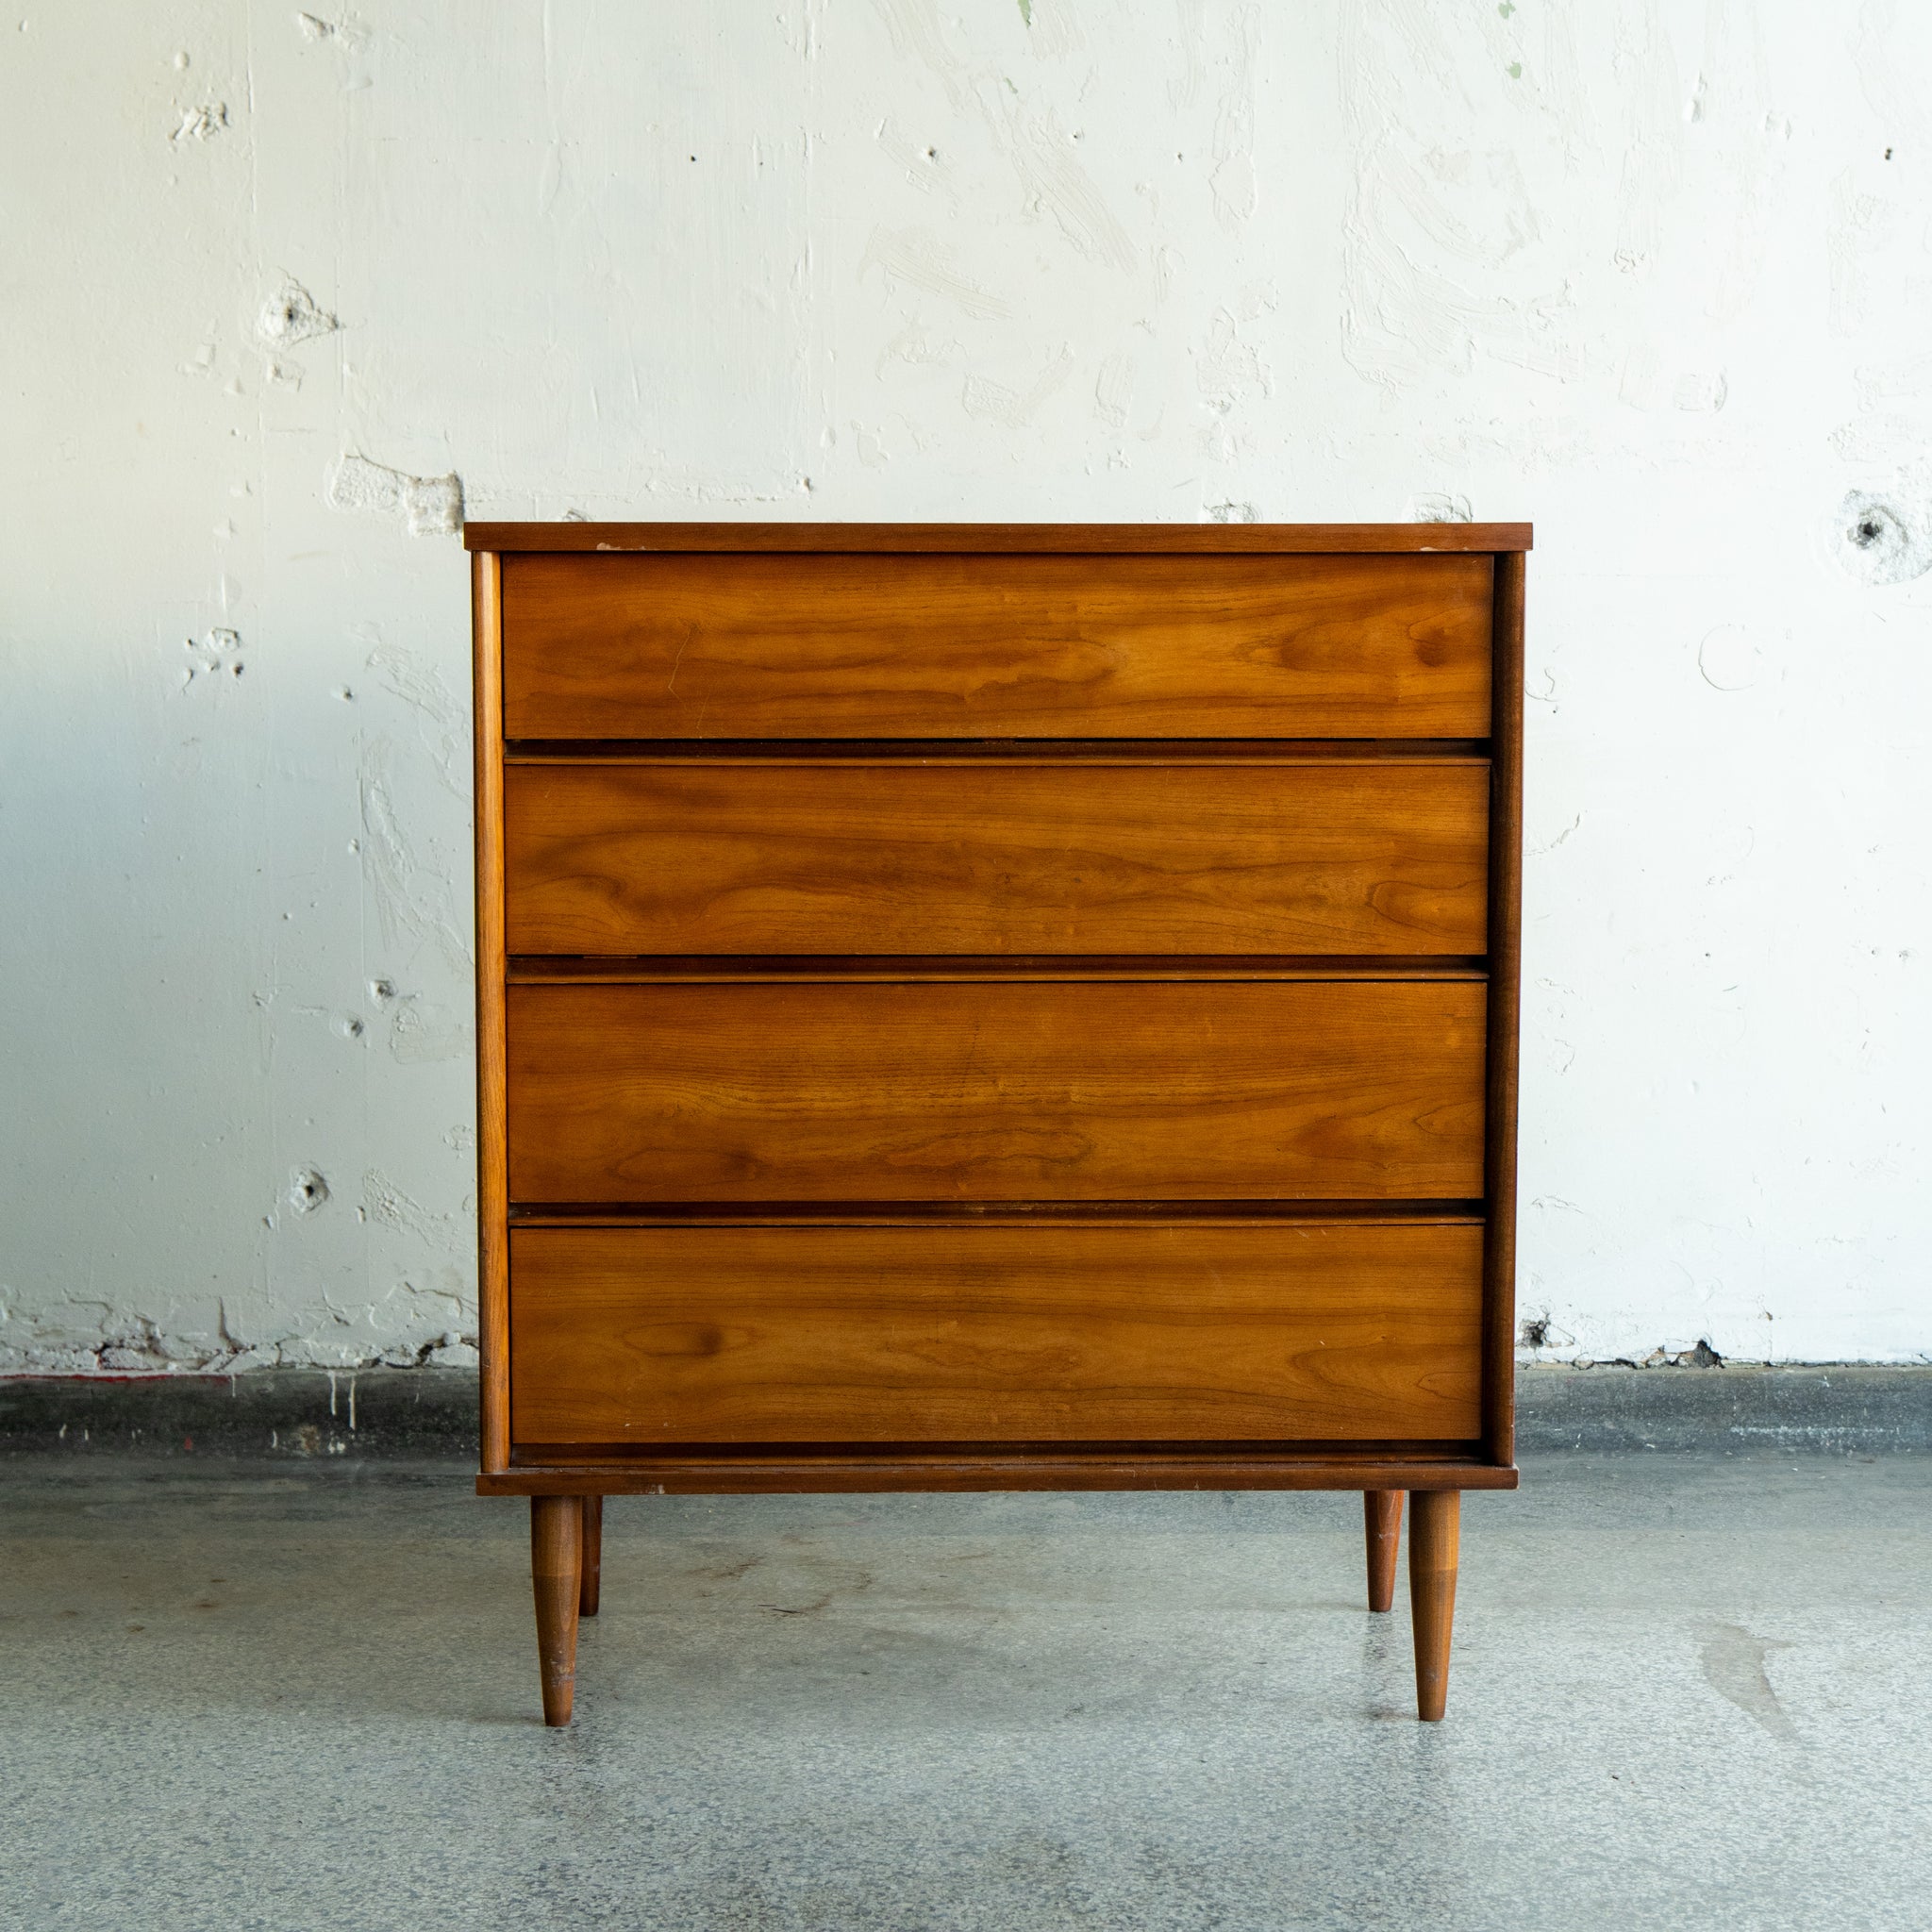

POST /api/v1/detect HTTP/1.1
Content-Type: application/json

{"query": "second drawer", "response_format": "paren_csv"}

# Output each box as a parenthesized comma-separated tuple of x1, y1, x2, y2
(505, 758, 1490, 957)
(506, 979, 1487, 1203)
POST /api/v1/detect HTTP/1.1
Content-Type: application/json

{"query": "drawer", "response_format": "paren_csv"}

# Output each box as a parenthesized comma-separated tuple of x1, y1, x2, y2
(504, 758, 1489, 957)
(500, 552, 1493, 740)
(509, 1221, 1485, 1444)
(506, 980, 1486, 1202)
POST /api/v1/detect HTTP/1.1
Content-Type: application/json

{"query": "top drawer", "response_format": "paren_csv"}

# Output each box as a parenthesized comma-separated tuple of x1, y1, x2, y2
(500, 552, 1493, 741)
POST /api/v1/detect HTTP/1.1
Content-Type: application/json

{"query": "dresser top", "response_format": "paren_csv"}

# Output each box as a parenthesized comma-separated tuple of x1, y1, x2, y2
(463, 521, 1532, 556)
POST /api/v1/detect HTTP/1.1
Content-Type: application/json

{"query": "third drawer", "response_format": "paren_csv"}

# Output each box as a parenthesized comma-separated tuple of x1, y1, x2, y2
(506, 979, 1487, 1203)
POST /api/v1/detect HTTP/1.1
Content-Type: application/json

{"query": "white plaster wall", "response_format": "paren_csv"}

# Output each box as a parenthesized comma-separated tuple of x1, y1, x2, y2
(3, 1, 1929, 1372)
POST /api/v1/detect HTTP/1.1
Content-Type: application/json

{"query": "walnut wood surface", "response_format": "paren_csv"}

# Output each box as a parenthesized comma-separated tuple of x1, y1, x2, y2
(1409, 1488, 1460, 1721)
(470, 524, 1528, 1524)
(500, 553, 1493, 741)
(508, 1222, 1483, 1445)
(1482, 550, 1525, 1467)
(503, 758, 1490, 957)
(468, 521, 1533, 555)
(506, 980, 1487, 1204)
(471, 553, 510, 1473)
(1365, 1490, 1404, 1612)
(482, 1456, 1519, 1496)
(529, 1495, 581, 1726)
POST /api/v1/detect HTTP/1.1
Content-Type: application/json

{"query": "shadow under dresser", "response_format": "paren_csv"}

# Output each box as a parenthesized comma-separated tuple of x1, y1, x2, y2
(464, 520, 1529, 1724)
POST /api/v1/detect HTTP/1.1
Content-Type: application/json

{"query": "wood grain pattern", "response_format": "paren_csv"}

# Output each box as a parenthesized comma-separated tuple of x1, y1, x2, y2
(470, 525, 1529, 1517)
(529, 1495, 581, 1726)
(481, 1457, 1517, 1496)
(1409, 1488, 1460, 1722)
(500, 553, 1494, 740)
(505, 980, 1487, 1204)
(471, 551, 510, 1473)
(1482, 550, 1525, 1467)
(1365, 1490, 1404, 1612)
(504, 759, 1491, 957)
(468, 521, 1533, 555)
(509, 1222, 1484, 1444)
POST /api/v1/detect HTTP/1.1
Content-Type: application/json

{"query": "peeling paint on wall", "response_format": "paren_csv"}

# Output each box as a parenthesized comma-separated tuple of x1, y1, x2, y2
(327, 455, 463, 537)
(257, 275, 338, 346)
(358, 739, 471, 976)
(287, 1169, 331, 1217)
(862, 226, 1011, 320)
(1833, 488, 1932, 585)
(171, 103, 229, 144)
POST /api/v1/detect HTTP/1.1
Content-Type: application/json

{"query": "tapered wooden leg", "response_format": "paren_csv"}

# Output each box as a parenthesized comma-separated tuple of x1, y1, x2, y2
(1363, 1490, 1403, 1613)
(1408, 1489, 1459, 1722)
(531, 1495, 583, 1726)
(579, 1495, 603, 1617)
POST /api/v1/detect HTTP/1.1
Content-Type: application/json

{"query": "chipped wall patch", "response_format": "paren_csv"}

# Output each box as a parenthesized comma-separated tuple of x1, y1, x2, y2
(388, 995, 471, 1065)
(960, 347, 1074, 427)
(1208, 7, 1260, 233)
(171, 103, 229, 143)
(287, 1169, 331, 1216)
(362, 1171, 474, 1264)
(1834, 490, 1932, 585)
(327, 454, 464, 537)
(860, 225, 1010, 320)
(365, 639, 470, 800)
(179, 626, 243, 691)
(258, 276, 339, 346)
(358, 739, 472, 974)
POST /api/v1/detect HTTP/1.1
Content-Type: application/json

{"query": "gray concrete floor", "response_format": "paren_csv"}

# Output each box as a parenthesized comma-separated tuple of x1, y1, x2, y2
(2, 1454, 1926, 1931)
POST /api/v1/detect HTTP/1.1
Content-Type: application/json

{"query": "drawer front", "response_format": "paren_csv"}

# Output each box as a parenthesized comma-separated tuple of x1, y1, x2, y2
(509, 1221, 1485, 1444)
(505, 758, 1489, 957)
(506, 981, 1486, 1202)
(501, 552, 1493, 740)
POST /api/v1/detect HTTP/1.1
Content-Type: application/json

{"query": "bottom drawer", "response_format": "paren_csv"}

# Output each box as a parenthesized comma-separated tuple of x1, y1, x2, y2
(509, 1222, 1484, 1446)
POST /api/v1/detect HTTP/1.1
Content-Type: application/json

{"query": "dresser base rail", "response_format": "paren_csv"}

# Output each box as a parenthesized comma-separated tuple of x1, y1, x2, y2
(479, 1455, 1518, 1496)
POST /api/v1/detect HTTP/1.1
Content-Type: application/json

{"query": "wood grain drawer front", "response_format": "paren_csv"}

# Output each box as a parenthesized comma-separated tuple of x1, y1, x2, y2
(510, 1222, 1484, 1444)
(505, 759, 1489, 958)
(506, 981, 1486, 1203)
(500, 553, 1493, 740)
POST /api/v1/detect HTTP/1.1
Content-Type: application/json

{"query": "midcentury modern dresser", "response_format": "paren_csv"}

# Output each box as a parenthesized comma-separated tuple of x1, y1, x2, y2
(465, 521, 1528, 1725)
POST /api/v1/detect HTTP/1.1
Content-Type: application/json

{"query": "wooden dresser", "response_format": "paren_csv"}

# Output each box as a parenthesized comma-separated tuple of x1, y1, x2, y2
(465, 522, 1528, 1726)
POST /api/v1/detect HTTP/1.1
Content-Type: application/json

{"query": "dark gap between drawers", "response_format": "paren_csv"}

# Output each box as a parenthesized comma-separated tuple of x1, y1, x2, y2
(507, 1200, 1488, 1224)
(504, 738, 1493, 762)
(508, 955, 1491, 982)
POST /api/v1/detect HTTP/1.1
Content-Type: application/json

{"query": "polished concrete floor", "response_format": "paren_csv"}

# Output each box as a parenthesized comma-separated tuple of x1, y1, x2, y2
(3, 1452, 1926, 1931)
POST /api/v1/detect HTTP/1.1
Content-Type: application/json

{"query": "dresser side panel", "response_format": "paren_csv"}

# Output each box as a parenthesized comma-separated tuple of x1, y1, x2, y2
(1483, 551, 1524, 1467)
(472, 551, 511, 1472)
